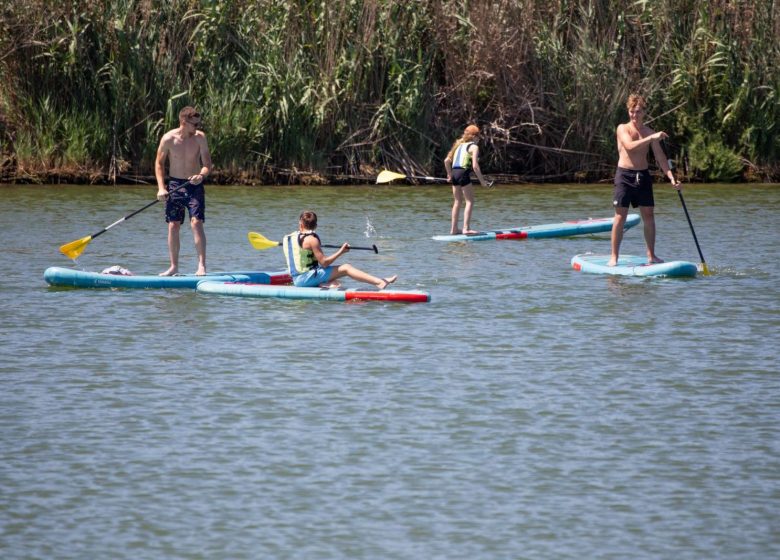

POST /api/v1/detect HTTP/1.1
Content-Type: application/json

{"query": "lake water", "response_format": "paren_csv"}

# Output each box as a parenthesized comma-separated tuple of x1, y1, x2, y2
(1, 182, 779, 559)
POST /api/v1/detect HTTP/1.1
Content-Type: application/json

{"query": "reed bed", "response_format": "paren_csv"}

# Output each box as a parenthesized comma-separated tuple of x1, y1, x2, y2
(1, 0, 777, 183)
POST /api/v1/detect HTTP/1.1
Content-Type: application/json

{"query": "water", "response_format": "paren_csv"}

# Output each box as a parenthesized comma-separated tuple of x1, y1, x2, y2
(1, 182, 779, 559)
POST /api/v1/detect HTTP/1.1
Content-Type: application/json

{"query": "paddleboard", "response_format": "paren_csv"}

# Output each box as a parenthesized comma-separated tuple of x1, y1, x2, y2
(571, 254, 698, 277)
(197, 281, 431, 303)
(44, 266, 292, 289)
(432, 214, 640, 242)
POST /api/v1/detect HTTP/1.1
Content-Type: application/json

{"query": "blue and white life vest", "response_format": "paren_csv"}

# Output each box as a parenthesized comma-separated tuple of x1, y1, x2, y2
(452, 142, 475, 169)
(283, 231, 319, 276)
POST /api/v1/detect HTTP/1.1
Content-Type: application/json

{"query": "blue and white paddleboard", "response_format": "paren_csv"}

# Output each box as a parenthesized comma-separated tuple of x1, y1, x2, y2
(43, 266, 291, 289)
(197, 281, 430, 303)
(432, 214, 639, 242)
(571, 254, 698, 277)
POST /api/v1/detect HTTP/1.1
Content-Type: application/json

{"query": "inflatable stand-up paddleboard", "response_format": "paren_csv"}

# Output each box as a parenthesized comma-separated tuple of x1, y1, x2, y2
(571, 254, 698, 277)
(432, 214, 639, 242)
(44, 266, 292, 289)
(197, 281, 430, 303)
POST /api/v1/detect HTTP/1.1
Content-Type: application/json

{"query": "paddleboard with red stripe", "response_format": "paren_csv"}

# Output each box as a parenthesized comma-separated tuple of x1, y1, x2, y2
(432, 214, 639, 242)
(196, 281, 430, 303)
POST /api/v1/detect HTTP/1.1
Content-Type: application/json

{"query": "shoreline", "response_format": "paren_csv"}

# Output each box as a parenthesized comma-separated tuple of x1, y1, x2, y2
(4, 169, 775, 186)
(5, 155, 775, 187)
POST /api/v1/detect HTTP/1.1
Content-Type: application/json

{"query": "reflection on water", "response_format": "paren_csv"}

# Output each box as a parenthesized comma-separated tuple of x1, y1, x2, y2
(1, 182, 779, 558)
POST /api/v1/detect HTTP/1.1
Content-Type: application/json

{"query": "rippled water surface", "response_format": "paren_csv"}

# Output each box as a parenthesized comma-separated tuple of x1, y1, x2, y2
(1, 182, 779, 559)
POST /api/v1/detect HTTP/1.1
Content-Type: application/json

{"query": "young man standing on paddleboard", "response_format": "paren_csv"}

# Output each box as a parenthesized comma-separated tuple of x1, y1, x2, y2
(155, 106, 213, 276)
(283, 211, 397, 290)
(610, 94, 680, 267)
(444, 124, 492, 235)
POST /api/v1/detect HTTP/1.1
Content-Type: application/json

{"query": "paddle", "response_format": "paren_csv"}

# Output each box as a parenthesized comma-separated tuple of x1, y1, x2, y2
(248, 231, 379, 254)
(376, 169, 495, 188)
(676, 190, 711, 275)
(59, 182, 191, 260)
(663, 146, 710, 275)
(376, 170, 448, 184)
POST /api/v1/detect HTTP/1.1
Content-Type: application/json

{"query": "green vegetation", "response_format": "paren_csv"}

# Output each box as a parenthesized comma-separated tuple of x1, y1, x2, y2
(1, 0, 777, 183)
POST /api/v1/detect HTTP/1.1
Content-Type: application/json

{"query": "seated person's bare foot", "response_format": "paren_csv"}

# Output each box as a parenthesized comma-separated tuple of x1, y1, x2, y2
(319, 281, 342, 289)
(377, 275, 398, 290)
(159, 266, 178, 276)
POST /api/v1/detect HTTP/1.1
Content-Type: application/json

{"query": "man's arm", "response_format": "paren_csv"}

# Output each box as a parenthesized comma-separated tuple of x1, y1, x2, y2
(617, 124, 667, 152)
(155, 136, 170, 201)
(191, 133, 213, 184)
(651, 140, 680, 186)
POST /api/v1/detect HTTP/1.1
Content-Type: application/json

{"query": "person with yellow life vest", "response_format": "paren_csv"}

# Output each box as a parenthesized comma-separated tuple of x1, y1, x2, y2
(283, 211, 398, 290)
(443, 124, 492, 235)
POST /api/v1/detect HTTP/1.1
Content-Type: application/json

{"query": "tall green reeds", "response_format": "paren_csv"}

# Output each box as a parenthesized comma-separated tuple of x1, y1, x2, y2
(0, 0, 777, 183)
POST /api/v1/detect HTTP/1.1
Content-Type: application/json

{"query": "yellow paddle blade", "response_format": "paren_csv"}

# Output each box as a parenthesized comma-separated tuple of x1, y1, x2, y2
(376, 170, 408, 184)
(59, 235, 93, 260)
(700, 263, 711, 276)
(247, 231, 281, 250)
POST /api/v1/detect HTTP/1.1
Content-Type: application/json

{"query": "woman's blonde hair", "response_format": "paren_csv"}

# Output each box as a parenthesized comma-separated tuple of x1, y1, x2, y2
(447, 124, 480, 160)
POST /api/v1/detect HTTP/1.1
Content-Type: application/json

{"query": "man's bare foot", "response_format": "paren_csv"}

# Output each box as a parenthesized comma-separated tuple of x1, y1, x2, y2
(377, 275, 398, 290)
(159, 266, 178, 276)
(463, 229, 479, 235)
(607, 257, 618, 267)
(449, 229, 462, 235)
(648, 256, 664, 264)
(195, 266, 207, 276)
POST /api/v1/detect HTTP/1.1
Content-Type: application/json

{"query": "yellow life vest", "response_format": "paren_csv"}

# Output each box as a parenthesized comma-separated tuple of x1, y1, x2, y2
(452, 142, 475, 169)
(282, 231, 319, 276)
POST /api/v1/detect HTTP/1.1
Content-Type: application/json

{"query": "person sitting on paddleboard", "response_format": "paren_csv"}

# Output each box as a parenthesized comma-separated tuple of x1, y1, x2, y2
(444, 124, 492, 235)
(283, 211, 397, 290)
(609, 94, 681, 266)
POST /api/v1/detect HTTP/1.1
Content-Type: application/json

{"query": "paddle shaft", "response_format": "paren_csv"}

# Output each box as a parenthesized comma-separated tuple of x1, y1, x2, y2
(87, 181, 193, 240)
(664, 144, 709, 273)
(87, 198, 160, 241)
(322, 243, 378, 253)
(677, 190, 708, 266)
(409, 175, 493, 185)
(410, 175, 448, 183)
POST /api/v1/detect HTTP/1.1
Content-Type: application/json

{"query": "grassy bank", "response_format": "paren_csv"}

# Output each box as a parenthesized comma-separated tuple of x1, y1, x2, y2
(1, 0, 778, 184)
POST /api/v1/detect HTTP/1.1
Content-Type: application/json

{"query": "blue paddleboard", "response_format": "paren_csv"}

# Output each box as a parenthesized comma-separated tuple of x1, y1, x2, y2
(44, 266, 291, 289)
(571, 254, 698, 277)
(197, 281, 430, 303)
(432, 214, 639, 242)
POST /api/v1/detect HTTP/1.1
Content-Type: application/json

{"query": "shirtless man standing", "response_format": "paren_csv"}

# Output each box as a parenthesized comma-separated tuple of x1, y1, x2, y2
(610, 94, 680, 266)
(155, 106, 213, 276)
